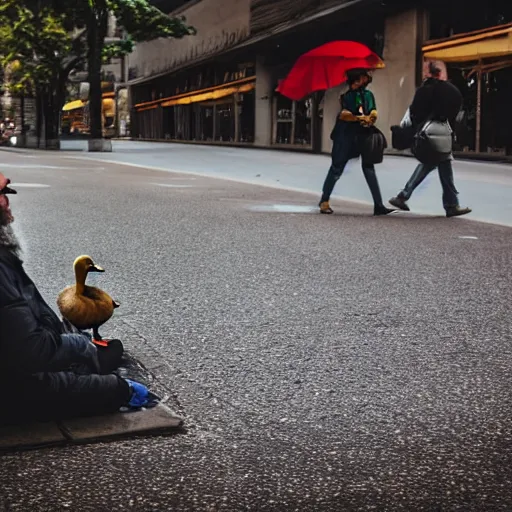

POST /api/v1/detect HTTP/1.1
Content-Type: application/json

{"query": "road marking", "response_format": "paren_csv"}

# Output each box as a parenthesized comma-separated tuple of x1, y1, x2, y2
(0, 163, 104, 171)
(458, 236, 478, 240)
(249, 204, 317, 213)
(151, 183, 193, 188)
(11, 183, 50, 188)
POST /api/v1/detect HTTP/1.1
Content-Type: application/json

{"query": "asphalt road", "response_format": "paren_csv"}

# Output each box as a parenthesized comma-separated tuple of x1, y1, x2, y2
(1, 147, 512, 511)
(58, 139, 512, 227)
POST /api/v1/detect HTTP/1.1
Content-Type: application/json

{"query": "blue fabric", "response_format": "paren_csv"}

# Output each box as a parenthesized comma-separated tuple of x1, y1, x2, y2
(400, 160, 459, 209)
(50, 333, 99, 373)
(125, 379, 150, 408)
(321, 137, 384, 207)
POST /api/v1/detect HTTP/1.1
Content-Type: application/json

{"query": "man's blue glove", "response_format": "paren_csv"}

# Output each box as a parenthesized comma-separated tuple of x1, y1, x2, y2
(125, 379, 150, 408)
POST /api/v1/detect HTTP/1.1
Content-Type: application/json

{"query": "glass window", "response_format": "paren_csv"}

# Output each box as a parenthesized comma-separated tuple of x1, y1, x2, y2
(163, 106, 175, 139)
(294, 98, 312, 146)
(214, 100, 235, 142)
(237, 90, 255, 143)
(273, 95, 313, 146)
(198, 103, 214, 141)
(429, 1, 512, 39)
(275, 95, 293, 144)
(174, 105, 191, 140)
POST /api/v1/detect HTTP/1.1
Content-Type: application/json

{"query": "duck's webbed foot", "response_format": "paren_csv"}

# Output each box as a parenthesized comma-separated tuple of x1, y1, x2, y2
(92, 328, 109, 347)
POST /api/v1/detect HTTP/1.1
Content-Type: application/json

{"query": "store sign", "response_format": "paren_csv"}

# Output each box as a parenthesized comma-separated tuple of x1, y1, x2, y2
(129, 0, 250, 81)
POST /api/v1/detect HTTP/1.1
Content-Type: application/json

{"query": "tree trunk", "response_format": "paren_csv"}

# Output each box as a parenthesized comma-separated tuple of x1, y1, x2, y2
(42, 92, 51, 148)
(45, 92, 57, 146)
(20, 96, 25, 133)
(87, 8, 108, 140)
(35, 88, 44, 148)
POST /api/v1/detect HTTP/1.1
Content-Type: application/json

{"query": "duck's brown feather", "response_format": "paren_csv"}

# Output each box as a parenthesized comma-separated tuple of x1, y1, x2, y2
(57, 285, 116, 331)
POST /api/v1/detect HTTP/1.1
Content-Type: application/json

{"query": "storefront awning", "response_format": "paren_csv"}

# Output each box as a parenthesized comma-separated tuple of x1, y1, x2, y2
(161, 83, 255, 107)
(134, 76, 256, 111)
(423, 24, 512, 62)
(62, 100, 84, 111)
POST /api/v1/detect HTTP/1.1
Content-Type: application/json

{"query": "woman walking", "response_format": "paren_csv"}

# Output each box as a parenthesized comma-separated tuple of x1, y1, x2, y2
(319, 68, 393, 216)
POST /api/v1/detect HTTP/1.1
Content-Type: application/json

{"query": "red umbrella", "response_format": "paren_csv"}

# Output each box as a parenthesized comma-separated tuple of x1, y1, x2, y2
(276, 41, 385, 101)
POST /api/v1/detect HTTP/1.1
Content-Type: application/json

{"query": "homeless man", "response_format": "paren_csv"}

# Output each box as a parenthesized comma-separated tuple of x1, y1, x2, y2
(0, 173, 150, 423)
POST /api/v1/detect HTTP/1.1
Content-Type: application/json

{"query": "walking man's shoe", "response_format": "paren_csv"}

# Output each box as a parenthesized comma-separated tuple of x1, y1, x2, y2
(446, 206, 472, 218)
(389, 196, 410, 211)
(319, 201, 334, 214)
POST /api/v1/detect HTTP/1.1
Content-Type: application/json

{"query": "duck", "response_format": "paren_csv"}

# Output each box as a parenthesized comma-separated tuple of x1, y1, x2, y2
(57, 255, 120, 344)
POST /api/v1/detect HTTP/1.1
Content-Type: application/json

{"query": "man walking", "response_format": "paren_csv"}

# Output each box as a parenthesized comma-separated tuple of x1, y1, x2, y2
(389, 62, 471, 217)
(319, 68, 394, 216)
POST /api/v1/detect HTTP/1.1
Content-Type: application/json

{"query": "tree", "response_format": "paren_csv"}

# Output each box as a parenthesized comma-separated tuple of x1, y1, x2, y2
(0, 0, 195, 148)
(52, 0, 195, 146)
(0, 1, 86, 147)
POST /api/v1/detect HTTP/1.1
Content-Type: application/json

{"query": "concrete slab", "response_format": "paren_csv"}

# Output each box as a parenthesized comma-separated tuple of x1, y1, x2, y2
(0, 422, 66, 451)
(59, 404, 184, 442)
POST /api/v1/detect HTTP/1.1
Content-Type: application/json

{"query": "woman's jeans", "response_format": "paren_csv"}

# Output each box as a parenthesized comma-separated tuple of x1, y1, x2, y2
(399, 159, 459, 209)
(321, 138, 384, 208)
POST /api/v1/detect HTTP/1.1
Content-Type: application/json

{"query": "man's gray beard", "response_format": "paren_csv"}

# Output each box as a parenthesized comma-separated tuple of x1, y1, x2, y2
(0, 208, 21, 257)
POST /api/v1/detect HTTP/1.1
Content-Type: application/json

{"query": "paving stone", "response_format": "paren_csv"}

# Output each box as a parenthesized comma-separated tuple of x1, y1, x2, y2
(0, 422, 67, 451)
(59, 404, 184, 441)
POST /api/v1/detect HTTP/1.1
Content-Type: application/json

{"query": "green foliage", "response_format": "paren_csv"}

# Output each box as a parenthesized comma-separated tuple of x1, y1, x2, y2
(110, 0, 196, 41)
(102, 37, 134, 63)
(0, 0, 196, 92)
(0, 2, 73, 95)
(0, 0, 196, 137)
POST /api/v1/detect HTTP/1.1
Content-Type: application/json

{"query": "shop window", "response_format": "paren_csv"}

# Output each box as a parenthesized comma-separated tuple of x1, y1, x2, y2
(237, 90, 255, 143)
(429, 1, 512, 39)
(174, 105, 191, 140)
(163, 106, 175, 139)
(274, 95, 293, 144)
(198, 103, 214, 141)
(294, 99, 313, 146)
(214, 100, 235, 142)
(446, 65, 512, 155)
(273, 94, 313, 147)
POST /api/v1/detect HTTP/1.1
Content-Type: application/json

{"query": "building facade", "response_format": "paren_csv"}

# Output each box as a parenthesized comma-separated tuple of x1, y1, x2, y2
(126, 0, 512, 157)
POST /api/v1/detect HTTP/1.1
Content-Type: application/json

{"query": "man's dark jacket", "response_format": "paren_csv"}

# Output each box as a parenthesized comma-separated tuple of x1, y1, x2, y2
(0, 248, 129, 422)
(410, 77, 463, 128)
(392, 77, 463, 151)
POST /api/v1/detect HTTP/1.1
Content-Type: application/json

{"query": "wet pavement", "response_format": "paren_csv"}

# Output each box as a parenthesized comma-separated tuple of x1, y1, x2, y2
(1, 147, 512, 511)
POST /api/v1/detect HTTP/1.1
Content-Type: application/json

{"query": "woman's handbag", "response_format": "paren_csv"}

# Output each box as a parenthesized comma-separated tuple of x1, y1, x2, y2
(362, 126, 387, 164)
(412, 119, 453, 165)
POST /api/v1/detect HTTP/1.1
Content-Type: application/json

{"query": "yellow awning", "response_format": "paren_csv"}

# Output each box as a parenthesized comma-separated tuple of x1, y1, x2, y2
(423, 25, 512, 62)
(134, 76, 256, 111)
(161, 83, 255, 108)
(62, 99, 84, 111)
